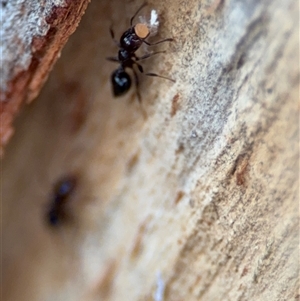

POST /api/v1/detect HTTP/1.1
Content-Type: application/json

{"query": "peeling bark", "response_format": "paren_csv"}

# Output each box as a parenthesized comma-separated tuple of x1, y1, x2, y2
(0, 0, 90, 152)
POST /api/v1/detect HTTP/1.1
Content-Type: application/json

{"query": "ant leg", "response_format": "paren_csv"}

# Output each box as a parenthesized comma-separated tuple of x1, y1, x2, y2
(132, 67, 148, 119)
(109, 26, 120, 46)
(106, 56, 120, 63)
(134, 51, 166, 61)
(133, 61, 175, 83)
(133, 61, 144, 74)
(132, 68, 142, 103)
(130, 2, 148, 26)
(145, 72, 176, 83)
(143, 38, 174, 46)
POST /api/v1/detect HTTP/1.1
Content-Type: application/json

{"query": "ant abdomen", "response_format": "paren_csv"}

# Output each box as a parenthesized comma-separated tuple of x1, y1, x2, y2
(111, 68, 132, 96)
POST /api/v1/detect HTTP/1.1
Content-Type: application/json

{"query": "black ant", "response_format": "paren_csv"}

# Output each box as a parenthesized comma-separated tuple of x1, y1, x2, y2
(107, 2, 175, 102)
(46, 175, 77, 227)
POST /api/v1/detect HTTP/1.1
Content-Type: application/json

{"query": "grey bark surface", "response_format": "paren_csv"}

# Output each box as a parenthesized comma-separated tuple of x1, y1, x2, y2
(2, 0, 299, 301)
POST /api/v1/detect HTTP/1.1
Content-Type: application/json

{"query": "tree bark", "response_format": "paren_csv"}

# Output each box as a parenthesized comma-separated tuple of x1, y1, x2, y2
(0, 0, 90, 154)
(2, 0, 299, 301)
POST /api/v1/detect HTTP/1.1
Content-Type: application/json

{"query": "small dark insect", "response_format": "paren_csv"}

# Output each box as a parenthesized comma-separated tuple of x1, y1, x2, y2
(46, 175, 77, 227)
(107, 2, 175, 102)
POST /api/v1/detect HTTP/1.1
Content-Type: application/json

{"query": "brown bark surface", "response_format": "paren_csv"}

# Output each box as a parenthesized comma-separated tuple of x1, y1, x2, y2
(0, 0, 90, 153)
(2, 0, 299, 301)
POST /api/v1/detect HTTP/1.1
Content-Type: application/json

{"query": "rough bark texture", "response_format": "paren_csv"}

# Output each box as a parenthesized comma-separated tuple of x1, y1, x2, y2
(2, 0, 299, 301)
(0, 0, 90, 153)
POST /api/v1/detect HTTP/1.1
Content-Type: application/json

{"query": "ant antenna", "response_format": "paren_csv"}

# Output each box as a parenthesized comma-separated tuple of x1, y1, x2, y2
(130, 2, 148, 26)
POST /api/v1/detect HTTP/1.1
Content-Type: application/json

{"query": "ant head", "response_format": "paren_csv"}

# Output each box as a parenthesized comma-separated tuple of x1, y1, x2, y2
(134, 23, 150, 39)
(111, 68, 132, 96)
